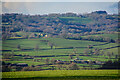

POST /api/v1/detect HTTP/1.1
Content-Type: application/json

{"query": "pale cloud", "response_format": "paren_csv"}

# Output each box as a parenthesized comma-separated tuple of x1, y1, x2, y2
(24, 2, 118, 14)
(2, 2, 29, 14)
(2, 2, 10, 13)
(2, 2, 118, 15)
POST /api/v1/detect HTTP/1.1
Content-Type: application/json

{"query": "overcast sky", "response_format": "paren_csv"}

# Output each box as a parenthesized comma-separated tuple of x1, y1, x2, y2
(2, 2, 118, 15)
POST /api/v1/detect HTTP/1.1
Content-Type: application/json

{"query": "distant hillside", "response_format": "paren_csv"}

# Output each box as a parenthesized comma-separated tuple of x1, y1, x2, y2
(2, 11, 118, 40)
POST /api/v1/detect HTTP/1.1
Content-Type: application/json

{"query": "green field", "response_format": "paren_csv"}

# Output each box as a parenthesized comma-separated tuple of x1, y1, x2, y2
(3, 38, 105, 50)
(59, 17, 93, 24)
(2, 70, 119, 79)
(82, 33, 118, 40)
(2, 37, 119, 67)
(3, 37, 118, 56)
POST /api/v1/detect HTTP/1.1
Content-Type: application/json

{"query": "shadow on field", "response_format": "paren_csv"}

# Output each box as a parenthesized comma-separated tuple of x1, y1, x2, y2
(2, 76, 120, 80)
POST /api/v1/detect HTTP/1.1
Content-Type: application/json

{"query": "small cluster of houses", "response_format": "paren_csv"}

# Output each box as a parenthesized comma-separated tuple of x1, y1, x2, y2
(4, 62, 28, 67)
(28, 33, 48, 39)
(71, 58, 105, 65)
(55, 58, 105, 65)
(38, 33, 48, 38)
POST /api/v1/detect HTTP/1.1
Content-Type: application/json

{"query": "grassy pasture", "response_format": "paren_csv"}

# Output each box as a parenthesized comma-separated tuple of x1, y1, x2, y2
(82, 33, 118, 40)
(2, 38, 118, 56)
(94, 43, 118, 49)
(2, 70, 119, 79)
(103, 48, 118, 55)
(2, 38, 108, 51)
(59, 17, 93, 24)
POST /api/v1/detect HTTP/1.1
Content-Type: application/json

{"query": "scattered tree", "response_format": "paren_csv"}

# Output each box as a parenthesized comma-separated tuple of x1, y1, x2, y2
(48, 42, 54, 49)
(45, 58, 50, 64)
(17, 44, 21, 50)
(68, 62, 79, 70)
(35, 44, 39, 50)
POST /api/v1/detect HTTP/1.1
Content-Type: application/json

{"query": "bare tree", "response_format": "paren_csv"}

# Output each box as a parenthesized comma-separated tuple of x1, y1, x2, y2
(17, 44, 21, 50)
(68, 62, 79, 70)
(45, 58, 50, 64)
(48, 42, 54, 49)
(51, 58, 56, 65)
(89, 60, 93, 69)
(35, 44, 39, 50)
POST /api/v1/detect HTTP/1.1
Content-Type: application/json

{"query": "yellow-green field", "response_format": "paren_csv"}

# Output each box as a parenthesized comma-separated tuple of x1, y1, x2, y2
(2, 70, 119, 79)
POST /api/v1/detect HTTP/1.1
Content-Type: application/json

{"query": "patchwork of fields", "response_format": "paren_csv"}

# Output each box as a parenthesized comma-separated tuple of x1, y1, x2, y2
(2, 13, 119, 79)
(2, 34, 119, 68)
(2, 32, 119, 79)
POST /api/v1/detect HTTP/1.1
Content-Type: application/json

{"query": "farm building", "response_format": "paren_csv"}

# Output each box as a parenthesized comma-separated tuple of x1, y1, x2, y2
(16, 63, 28, 67)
